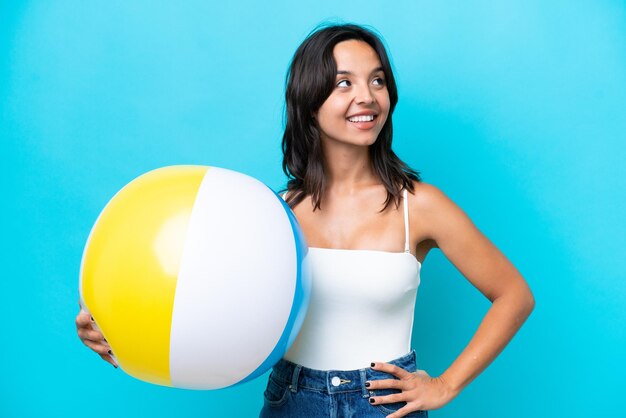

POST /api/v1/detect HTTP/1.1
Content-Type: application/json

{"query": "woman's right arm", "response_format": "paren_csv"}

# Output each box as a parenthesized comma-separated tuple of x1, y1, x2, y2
(76, 306, 118, 368)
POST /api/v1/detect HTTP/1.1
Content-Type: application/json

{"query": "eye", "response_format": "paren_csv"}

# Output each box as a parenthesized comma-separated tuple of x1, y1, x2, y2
(372, 77, 385, 86)
(336, 79, 351, 88)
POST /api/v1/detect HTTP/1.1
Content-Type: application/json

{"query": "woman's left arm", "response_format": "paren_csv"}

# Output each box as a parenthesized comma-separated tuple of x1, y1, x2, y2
(368, 183, 535, 415)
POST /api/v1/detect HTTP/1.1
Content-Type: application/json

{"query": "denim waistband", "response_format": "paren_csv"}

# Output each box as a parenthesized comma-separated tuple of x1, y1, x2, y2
(269, 350, 417, 397)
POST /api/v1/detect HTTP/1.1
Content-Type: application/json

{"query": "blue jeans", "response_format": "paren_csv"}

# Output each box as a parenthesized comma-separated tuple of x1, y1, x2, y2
(259, 349, 428, 417)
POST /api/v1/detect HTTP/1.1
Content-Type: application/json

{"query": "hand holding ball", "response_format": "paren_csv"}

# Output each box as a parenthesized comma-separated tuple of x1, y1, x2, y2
(79, 166, 310, 389)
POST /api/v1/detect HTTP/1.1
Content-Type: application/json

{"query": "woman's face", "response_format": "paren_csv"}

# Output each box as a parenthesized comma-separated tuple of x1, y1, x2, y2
(315, 40, 390, 148)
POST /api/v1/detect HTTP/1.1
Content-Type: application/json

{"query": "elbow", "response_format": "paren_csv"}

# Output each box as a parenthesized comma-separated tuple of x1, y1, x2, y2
(524, 292, 535, 316)
(519, 287, 535, 319)
(497, 283, 535, 319)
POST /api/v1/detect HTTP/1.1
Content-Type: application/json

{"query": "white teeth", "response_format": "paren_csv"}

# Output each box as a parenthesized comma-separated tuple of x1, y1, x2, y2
(348, 115, 375, 122)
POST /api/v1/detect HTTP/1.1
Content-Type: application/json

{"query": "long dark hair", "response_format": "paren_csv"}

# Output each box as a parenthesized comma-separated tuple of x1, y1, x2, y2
(281, 23, 420, 211)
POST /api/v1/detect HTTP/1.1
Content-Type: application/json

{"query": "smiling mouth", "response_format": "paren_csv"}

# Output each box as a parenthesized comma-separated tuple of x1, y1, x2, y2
(347, 114, 377, 123)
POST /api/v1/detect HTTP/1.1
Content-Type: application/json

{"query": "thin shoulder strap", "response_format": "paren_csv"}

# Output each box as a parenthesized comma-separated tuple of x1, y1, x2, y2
(403, 189, 410, 253)
(282, 191, 288, 200)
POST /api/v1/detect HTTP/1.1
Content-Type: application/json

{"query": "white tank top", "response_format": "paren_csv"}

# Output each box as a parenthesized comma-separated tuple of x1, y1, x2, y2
(281, 189, 421, 370)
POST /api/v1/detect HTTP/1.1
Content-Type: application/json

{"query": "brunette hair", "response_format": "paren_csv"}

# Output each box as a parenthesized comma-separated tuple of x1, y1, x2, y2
(281, 23, 420, 211)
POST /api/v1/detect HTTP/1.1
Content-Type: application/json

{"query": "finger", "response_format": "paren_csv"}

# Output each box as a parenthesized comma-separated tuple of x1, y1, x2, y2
(386, 404, 421, 418)
(99, 353, 119, 368)
(366, 378, 404, 390)
(369, 392, 406, 406)
(77, 328, 108, 344)
(75, 311, 93, 328)
(370, 362, 413, 380)
(82, 339, 112, 355)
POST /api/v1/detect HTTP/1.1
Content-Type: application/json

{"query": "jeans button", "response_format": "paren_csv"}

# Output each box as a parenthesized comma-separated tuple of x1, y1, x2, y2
(331, 376, 341, 387)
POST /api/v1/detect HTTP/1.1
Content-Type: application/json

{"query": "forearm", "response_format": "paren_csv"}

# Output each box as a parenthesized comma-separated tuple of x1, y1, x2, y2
(439, 289, 535, 397)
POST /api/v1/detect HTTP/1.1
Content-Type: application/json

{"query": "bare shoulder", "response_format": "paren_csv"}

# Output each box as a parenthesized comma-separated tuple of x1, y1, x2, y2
(407, 180, 474, 244)
(408, 180, 461, 220)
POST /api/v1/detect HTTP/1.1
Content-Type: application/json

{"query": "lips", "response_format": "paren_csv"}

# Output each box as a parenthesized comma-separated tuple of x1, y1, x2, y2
(346, 114, 378, 130)
(347, 114, 376, 122)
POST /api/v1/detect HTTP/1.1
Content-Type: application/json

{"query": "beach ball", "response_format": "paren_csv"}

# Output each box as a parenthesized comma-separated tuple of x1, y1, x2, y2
(79, 165, 310, 390)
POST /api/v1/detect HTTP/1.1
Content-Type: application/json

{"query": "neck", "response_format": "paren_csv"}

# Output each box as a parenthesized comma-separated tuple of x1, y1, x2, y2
(321, 140, 378, 194)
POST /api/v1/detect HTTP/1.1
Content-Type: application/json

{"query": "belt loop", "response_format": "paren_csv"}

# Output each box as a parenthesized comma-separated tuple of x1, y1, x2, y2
(360, 369, 369, 397)
(290, 364, 302, 393)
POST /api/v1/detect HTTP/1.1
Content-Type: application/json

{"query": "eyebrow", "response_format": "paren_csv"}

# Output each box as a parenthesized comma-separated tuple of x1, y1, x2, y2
(336, 66, 385, 76)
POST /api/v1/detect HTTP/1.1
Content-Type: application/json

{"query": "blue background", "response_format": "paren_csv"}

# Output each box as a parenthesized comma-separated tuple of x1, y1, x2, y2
(2, 1, 625, 417)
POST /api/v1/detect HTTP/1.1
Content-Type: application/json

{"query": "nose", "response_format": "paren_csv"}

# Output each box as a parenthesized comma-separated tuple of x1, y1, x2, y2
(354, 84, 374, 105)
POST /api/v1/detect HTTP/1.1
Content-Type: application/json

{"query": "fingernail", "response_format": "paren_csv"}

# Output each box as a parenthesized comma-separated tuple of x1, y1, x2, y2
(113, 364, 118, 369)
(369, 398, 375, 404)
(365, 382, 370, 388)
(371, 362, 376, 368)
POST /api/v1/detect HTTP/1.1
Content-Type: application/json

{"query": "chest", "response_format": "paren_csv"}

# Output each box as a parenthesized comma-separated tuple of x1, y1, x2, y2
(293, 199, 406, 252)
(306, 248, 421, 308)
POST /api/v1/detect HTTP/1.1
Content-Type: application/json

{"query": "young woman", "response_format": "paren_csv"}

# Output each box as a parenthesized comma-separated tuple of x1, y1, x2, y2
(76, 23, 535, 418)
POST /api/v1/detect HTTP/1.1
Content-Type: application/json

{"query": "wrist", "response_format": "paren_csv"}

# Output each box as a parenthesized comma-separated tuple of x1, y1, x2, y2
(437, 373, 462, 401)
